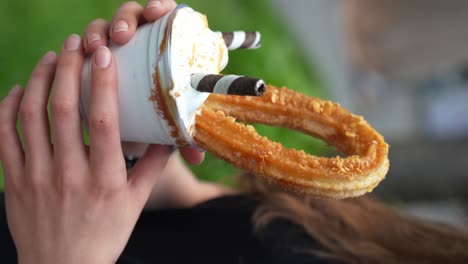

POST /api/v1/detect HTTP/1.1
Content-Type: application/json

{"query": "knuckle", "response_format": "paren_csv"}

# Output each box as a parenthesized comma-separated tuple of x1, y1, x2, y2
(53, 166, 80, 196)
(93, 79, 115, 92)
(28, 177, 46, 193)
(29, 66, 49, 81)
(91, 171, 126, 197)
(89, 113, 118, 135)
(89, 177, 126, 199)
(24, 166, 49, 193)
(0, 123, 9, 138)
(92, 180, 123, 198)
(0, 108, 12, 132)
(51, 98, 75, 117)
(6, 179, 22, 194)
(19, 102, 40, 122)
(3, 170, 23, 192)
(58, 53, 81, 70)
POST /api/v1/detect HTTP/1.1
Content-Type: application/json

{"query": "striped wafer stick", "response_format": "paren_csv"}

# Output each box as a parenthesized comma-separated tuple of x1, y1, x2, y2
(191, 74, 266, 96)
(217, 31, 262, 50)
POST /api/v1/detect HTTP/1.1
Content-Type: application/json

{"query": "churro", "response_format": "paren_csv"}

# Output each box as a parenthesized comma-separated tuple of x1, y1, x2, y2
(194, 85, 389, 199)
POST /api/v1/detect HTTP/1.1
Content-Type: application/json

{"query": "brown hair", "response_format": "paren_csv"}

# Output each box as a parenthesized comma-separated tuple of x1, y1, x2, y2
(238, 173, 468, 263)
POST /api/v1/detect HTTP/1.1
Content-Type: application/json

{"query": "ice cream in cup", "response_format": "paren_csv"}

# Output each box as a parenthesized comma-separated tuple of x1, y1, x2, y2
(80, 5, 229, 147)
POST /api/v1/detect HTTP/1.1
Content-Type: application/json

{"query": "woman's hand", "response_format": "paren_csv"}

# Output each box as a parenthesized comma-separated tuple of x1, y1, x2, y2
(0, 41, 169, 264)
(0, 1, 188, 263)
(83, 0, 177, 52)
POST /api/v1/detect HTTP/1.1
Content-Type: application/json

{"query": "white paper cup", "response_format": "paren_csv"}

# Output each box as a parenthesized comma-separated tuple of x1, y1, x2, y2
(80, 5, 210, 147)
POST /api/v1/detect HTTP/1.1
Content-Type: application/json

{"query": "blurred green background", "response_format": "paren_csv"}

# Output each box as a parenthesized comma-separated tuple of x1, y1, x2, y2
(0, 0, 327, 190)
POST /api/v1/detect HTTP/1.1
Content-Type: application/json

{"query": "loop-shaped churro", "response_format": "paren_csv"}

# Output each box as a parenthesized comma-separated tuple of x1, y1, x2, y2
(194, 85, 389, 199)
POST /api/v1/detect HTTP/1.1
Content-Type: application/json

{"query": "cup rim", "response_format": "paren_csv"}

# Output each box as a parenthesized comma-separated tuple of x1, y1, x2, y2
(159, 4, 199, 147)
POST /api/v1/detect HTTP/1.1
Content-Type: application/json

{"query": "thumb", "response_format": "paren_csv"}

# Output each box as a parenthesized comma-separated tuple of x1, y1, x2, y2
(128, 144, 173, 205)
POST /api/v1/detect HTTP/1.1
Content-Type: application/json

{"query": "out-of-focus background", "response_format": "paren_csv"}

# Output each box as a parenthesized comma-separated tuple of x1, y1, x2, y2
(1, 0, 467, 226)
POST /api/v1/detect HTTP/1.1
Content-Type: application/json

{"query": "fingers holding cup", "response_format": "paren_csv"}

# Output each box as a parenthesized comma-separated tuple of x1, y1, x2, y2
(83, 19, 110, 54)
(50, 34, 87, 163)
(143, 0, 177, 22)
(88, 46, 126, 180)
(110, 1, 145, 45)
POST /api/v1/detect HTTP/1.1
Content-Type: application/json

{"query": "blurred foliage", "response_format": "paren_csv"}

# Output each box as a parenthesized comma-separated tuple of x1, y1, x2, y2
(0, 0, 328, 189)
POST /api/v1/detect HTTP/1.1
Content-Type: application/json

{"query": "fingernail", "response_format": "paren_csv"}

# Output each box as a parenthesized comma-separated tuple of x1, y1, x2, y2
(146, 0, 162, 8)
(94, 46, 111, 69)
(40, 51, 57, 65)
(87, 33, 101, 45)
(9, 85, 22, 96)
(64, 34, 81, 51)
(113, 20, 129, 33)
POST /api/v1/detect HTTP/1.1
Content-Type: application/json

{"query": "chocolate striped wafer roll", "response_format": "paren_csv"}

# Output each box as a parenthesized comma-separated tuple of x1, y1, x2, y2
(217, 31, 262, 50)
(191, 74, 266, 96)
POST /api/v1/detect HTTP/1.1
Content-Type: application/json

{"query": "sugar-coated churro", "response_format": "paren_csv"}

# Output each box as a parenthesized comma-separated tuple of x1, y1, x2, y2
(194, 85, 389, 199)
